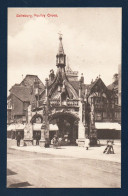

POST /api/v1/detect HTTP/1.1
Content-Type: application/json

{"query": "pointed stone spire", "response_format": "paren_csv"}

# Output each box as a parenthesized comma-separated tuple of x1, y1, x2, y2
(56, 33, 66, 67)
(58, 33, 64, 55)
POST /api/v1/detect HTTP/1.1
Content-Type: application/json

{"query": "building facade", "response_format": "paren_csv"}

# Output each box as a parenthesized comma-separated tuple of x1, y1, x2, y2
(7, 75, 44, 124)
(7, 35, 121, 145)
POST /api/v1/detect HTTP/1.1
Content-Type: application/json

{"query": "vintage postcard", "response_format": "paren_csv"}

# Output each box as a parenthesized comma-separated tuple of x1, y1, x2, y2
(7, 7, 121, 188)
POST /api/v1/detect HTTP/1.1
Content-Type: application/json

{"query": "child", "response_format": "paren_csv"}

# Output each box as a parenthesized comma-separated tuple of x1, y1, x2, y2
(84, 136, 90, 150)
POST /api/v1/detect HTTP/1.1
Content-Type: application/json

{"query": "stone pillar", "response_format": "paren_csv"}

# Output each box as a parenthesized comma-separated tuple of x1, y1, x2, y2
(78, 100, 85, 139)
(24, 123, 33, 146)
(27, 105, 32, 123)
(90, 102, 97, 145)
(39, 122, 46, 147)
(23, 105, 33, 146)
(76, 82, 85, 147)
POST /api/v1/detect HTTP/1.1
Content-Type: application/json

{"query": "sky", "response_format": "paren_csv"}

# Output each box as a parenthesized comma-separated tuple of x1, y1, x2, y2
(8, 8, 121, 93)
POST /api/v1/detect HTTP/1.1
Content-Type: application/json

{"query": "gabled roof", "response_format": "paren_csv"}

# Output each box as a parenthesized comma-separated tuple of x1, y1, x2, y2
(8, 75, 45, 102)
(20, 74, 45, 93)
(10, 86, 33, 102)
(86, 78, 109, 97)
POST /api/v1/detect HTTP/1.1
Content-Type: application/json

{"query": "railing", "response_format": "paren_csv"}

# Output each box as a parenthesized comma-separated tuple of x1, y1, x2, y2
(94, 103, 115, 110)
(50, 100, 60, 106)
(32, 99, 79, 110)
(50, 99, 79, 107)
(67, 99, 79, 106)
(66, 70, 78, 76)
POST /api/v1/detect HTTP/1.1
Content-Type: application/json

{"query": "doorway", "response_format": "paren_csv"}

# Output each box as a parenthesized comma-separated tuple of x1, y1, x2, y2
(49, 112, 78, 145)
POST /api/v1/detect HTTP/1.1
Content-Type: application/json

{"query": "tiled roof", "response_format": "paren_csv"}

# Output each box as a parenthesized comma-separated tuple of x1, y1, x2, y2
(11, 86, 33, 102)
(69, 81, 79, 92)
(9, 75, 45, 102)
(20, 75, 45, 91)
(69, 81, 90, 97)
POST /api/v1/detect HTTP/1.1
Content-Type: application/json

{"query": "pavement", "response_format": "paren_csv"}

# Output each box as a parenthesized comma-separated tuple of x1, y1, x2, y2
(8, 139, 121, 163)
(7, 139, 121, 188)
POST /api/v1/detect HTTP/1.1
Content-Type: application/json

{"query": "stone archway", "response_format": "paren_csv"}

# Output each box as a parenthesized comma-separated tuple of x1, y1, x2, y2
(49, 112, 79, 145)
(30, 113, 43, 124)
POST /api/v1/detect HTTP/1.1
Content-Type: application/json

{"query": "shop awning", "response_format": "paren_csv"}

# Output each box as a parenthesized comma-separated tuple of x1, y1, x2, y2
(95, 122, 121, 130)
(7, 124, 16, 131)
(33, 123, 42, 131)
(49, 124, 58, 131)
(15, 124, 25, 130)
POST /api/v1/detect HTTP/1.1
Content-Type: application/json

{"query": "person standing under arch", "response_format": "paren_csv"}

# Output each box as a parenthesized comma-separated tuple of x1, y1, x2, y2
(16, 132, 21, 147)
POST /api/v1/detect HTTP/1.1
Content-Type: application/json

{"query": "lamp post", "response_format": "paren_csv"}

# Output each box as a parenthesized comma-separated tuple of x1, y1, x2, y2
(39, 119, 46, 147)
(39, 78, 50, 147)
(77, 79, 85, 146)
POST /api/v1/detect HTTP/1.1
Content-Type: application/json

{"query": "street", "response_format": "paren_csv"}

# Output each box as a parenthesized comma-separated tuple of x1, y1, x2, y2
(7, 145, 121, 188)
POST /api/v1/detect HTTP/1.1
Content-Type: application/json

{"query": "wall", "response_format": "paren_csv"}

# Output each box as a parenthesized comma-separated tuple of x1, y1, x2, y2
(12, 95, 24, 116)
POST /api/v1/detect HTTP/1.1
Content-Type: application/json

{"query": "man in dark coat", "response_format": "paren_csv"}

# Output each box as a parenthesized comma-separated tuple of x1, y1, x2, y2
(16, 132, 21, 147)
(36, 132, 40, 145)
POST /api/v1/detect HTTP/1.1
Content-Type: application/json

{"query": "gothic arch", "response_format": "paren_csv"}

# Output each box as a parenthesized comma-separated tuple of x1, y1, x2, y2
(30, 113, 43, 124)
(49, 111, 79, 122)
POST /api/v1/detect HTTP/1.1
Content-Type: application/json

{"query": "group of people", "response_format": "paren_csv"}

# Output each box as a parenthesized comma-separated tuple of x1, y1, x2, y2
(51, 135, 90, 150)
(51, 135, 62, 148)
(16, 132, 114, 154)
(16, 132, 41, 147)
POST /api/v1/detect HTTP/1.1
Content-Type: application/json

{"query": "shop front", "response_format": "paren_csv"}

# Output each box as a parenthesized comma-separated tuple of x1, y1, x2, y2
(49, 124, 59, 143)
(32, 123, 42, 141)
(15, 124, 25, 139)
(95, 122, 121, 139)
(7, 124, 16, 139)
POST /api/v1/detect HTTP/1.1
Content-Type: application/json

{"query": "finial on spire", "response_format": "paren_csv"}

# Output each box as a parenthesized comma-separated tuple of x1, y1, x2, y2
(58, 31, 63, 40)
(57, 32, 64, 55)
